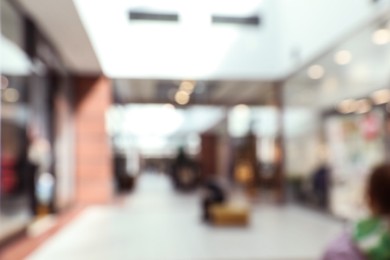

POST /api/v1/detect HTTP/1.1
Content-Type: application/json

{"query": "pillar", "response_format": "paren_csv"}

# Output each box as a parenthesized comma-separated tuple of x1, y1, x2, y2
(73, 76, 112, 204)
(200, 133, 218, 180)
(274, 81, 286, 203)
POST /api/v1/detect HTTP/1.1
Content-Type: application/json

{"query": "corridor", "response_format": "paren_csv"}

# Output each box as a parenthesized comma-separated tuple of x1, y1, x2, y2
(3, 0, 390, 258)
(27, 173, 344, 260)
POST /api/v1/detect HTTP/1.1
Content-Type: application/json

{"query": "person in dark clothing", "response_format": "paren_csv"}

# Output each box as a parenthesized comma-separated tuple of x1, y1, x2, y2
(171, 147, 199, 190)
(312, 164, 330, 208)
(175, 147, 188, 165)
(202, 179, 226, 222)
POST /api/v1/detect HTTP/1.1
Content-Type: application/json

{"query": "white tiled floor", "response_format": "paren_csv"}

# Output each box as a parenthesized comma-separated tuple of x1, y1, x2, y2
(27, 173, 344, 260)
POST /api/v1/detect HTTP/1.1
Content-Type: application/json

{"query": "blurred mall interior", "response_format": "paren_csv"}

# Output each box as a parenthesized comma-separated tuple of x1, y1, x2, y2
(1, 0, 390, 259)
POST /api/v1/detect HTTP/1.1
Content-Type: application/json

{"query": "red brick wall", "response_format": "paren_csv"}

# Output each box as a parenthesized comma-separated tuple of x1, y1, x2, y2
(73, 76, 112, 204)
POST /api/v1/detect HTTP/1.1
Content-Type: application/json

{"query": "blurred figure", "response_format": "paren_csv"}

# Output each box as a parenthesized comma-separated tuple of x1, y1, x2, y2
(170, 147, 199, 191)
(27, 136, 54, 215)
(323, 164, 390, 260)
(201, 176, 227, 222)
(22, 134, 39, 216)
(312, 163, 330, 209)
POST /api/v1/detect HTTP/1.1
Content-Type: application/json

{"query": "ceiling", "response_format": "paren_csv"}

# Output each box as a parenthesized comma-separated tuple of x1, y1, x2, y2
(4, 0, 390, 113)
(16, 0, 100, 74)
(4, 0, 390, 156)
(285, 15, 390, 110)
(73, 0, 279, 80)
(12, 0, 390, 80)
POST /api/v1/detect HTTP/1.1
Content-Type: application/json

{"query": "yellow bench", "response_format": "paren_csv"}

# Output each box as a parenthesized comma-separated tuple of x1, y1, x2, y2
(210, 203, 250, 226)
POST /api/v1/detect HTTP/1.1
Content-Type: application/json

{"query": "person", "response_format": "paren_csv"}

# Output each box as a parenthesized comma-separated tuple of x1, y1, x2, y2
(323, 164, 390, 260)
(201, 177, 227, 222)
(171, 147, 199, 190)
(27, 136, 53, 215)
(312, 163, 330, 208)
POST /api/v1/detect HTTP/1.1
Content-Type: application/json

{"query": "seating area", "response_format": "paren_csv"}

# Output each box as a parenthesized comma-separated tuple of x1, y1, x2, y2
(210, 202, 250, 226)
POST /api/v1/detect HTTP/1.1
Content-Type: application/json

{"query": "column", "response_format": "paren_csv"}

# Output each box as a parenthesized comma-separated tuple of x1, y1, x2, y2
(200, 133, 218, 180)
(274, 81, 286, 203)
(73, 76, 112, 204)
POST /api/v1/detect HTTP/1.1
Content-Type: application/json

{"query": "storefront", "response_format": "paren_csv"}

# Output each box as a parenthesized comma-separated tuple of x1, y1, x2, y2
(0, 0, 74, 244)
(283, 14, 390, 220)
(0, 0, 32, 243)
(324, 102, 389, 219)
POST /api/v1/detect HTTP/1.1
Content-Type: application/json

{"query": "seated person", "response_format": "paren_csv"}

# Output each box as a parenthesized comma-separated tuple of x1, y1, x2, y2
(323, 164, 390, 260)
(202, 177, 227, 222)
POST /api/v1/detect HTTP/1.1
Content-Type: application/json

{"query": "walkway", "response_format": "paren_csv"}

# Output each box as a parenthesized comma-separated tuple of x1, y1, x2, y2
(27, 173, 344, 260)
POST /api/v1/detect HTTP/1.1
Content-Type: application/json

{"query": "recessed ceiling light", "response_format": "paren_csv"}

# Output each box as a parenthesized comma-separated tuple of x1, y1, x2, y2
(175, 90, 190, 105)
(334, 50, 352, 65)
(355, 99, 371, 114)
(372, 29, 390, 45)
(179, 80, 195, 94)
(337, 99, 357, 114)
(307, 65, 325, 80)
(3, 88, 19, 103)
(371, 89, 390, 105)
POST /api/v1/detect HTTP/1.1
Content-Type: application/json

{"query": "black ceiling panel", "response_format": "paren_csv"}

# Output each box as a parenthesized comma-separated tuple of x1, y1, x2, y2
(129, 11, 179, 22)
(212, 15, 260, 26)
